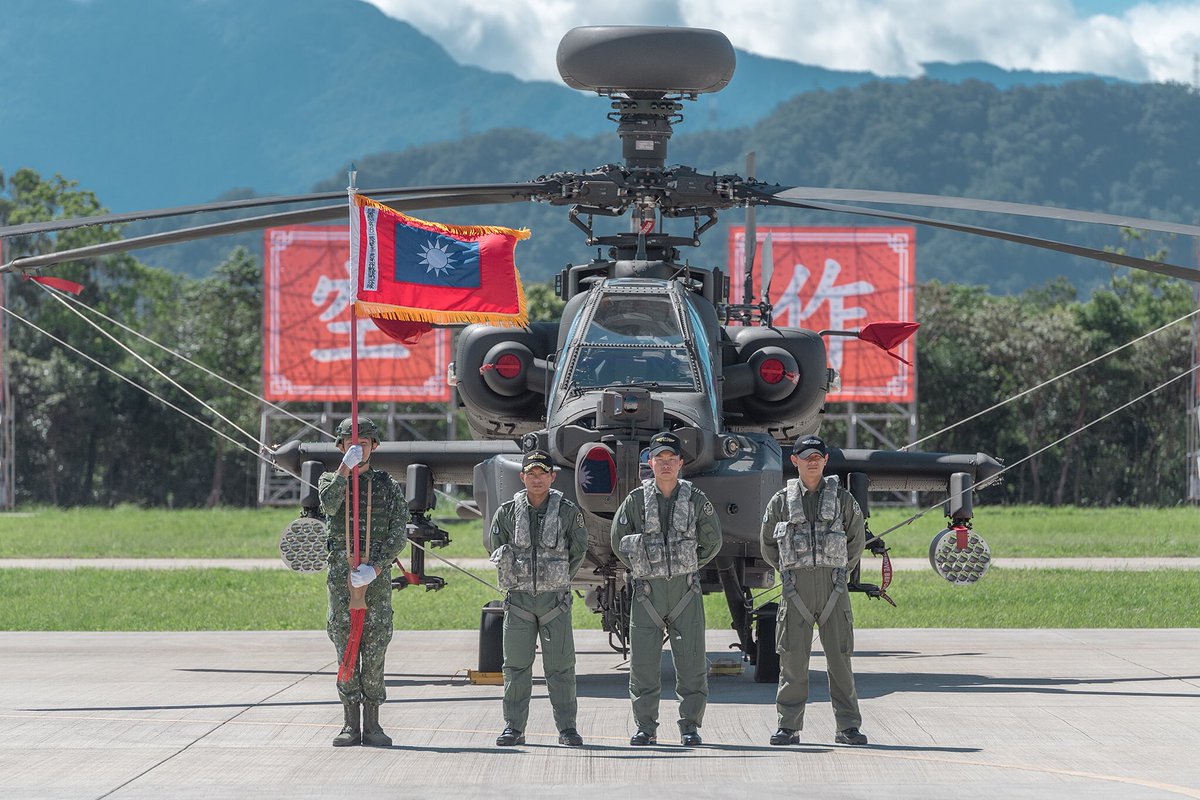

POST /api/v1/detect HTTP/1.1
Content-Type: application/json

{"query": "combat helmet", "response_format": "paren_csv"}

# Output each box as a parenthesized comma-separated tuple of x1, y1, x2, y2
(334, 416, 380, 443)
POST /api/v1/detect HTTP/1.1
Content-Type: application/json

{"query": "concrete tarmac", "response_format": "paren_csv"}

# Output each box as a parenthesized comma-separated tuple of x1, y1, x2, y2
(2, 628, 1198, 800)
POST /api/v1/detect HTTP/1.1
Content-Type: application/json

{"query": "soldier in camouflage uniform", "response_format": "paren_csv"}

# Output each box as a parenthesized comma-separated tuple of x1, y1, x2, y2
(488, 450, 589, 747)
(760, 434, 868, 746)
(319, 417, 410, 748)
(610, 431, 722, 747)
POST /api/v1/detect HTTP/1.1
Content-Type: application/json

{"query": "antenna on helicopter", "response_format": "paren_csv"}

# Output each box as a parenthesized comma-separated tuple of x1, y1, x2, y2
(760, 232, 774, 327)
(741, 151, 757, 314)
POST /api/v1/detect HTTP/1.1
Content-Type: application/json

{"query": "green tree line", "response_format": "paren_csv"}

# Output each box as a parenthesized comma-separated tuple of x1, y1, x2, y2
(2, 168, 1195, 507)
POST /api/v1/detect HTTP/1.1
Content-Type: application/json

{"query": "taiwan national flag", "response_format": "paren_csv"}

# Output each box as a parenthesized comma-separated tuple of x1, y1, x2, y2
(350, 194, 529, 342)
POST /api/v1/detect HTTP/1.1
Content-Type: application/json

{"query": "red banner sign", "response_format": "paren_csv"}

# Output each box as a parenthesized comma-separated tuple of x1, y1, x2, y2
(263, 226, 451, 402)
(729, 226, 916, 403)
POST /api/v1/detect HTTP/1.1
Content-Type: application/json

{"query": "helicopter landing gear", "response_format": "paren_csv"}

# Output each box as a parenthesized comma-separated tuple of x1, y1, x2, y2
(752, 602, 780, 683)
(478, 600, 504, 672)
(584, 574, 631, 656)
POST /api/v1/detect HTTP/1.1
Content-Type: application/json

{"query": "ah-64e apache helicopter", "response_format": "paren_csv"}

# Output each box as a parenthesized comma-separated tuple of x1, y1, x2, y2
(4, 26, 1199, 681)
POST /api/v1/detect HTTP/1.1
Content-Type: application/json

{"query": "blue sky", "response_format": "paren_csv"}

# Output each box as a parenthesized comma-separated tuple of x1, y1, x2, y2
(366, 0, 1200, 85)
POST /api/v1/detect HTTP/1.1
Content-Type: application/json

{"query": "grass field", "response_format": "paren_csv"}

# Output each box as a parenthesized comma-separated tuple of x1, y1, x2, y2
(0, 504, 1196, 559)
(2, 567, 1197, 631)
(0, 506, 486, 559)
(1, 505, 1195, 632)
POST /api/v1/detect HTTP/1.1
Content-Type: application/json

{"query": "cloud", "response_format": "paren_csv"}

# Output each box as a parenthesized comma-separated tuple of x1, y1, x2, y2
(364, 0, 1200, 84)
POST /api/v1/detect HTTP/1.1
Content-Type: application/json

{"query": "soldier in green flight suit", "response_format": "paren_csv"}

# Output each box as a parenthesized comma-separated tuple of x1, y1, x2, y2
(488, 450, 589, 747)
(610, 431, 723, 747)
(760, 434, 869, 746)
(319, 416, 410, 748)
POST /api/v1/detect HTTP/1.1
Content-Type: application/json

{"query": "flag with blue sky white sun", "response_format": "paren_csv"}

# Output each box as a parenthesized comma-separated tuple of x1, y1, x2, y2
(350, 194, 529, 329)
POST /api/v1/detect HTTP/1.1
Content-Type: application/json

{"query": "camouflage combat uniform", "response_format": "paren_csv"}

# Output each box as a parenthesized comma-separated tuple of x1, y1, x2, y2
(319, 467, 410, 705)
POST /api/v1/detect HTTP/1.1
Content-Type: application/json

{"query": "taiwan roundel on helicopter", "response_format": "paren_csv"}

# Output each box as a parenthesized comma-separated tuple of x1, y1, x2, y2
(4, 25, 1198, 682)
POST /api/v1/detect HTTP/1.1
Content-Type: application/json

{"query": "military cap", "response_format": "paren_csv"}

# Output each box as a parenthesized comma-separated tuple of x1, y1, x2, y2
(521, 449, 555, 473)
(647, 430, 682, 457)
(792, 434, 828, 459)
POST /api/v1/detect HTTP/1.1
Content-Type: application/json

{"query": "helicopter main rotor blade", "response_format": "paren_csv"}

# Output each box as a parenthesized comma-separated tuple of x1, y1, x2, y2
(772, 186, 1200, 239)
(761, 194, 1200, 284)
(1, 188, 539, 274)
(0, 183, 540, 239)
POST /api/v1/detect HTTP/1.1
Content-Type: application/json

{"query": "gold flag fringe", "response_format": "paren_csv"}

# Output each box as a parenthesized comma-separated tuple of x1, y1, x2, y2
(355, 193, 531, 241)
(355, 269, 531, 329)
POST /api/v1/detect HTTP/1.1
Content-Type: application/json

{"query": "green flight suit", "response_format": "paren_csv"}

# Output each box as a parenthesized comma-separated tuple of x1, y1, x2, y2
(760, 480, 865, 732)
(487, 491, 588, 733)
(319, 467, 410, 705)
(610, 481, 722, 735)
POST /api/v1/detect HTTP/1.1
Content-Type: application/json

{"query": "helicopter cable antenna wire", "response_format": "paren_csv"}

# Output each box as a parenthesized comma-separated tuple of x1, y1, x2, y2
(34, 281, 262, 447)
(0, 302, 288, 471)
(408, 540, 501, 594)
(40, 284, 333, 440)
(2, 302, 496, 590)
(868, 361, 1200, 546)
(903, 307, 1200, 451)
(0, 302, 324, 495)
(22, 288, 493, 561)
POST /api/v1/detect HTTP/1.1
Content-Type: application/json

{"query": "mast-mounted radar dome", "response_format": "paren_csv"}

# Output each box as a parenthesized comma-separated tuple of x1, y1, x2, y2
(556, 26, 735, 96)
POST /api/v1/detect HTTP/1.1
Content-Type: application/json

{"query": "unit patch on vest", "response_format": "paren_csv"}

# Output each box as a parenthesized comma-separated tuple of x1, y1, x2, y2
(702, 501, 714, 517)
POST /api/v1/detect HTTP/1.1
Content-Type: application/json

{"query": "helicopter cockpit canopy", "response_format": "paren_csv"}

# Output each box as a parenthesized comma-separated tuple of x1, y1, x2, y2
(569, 292, 698, 390)
(560, 284, 708, 396)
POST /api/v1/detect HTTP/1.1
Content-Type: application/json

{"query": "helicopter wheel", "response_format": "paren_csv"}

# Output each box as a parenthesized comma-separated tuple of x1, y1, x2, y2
(752, 601, 780, 683)
(478, 600, 504, 673)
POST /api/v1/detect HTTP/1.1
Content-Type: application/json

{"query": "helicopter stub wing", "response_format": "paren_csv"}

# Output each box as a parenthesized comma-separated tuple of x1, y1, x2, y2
(825, 447, 1003, 492)
(271, 439, 521, 486)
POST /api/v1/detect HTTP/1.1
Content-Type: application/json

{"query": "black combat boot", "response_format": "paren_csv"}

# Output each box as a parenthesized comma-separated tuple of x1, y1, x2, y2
(361, 703, 392, 747)
(835, 727, 868, 745)
(629, 729, 656, 746)
(496, 726, 525, 746)
(770, 728, 800, 746)
(332, 702, 361, 747)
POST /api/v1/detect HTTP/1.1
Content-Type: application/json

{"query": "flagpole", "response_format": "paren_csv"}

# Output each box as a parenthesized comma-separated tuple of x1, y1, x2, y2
(348, 165, 361, 571)
(335, 165, 370, 685)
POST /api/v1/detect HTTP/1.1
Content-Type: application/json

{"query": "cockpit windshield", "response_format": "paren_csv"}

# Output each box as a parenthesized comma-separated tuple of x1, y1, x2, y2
(582, 295, 684, 345)
(568, 345, 697, 391)
(562, 291, 700, 392)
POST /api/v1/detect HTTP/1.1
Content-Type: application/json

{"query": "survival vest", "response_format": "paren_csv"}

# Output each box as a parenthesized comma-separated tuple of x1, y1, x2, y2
(491, 489, 572, 592)
(619, 479, 700, 579)
(773, 476, 849, 570)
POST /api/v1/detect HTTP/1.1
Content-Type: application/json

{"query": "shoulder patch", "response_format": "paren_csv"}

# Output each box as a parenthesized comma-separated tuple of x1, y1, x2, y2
(618, 512, 628, 526)
(491, 523, 500, 537)
(702, 501, 714, 517)
(576, 512, 584, 528)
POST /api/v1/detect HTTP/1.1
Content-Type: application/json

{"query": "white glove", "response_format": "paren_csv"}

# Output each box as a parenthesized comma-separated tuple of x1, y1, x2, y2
(341, 444, 363, 470)
(350, 564, 378, 587)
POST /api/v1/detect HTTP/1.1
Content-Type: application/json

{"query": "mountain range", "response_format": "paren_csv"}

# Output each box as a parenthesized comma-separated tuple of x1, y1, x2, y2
(2, 0, 1126, 213)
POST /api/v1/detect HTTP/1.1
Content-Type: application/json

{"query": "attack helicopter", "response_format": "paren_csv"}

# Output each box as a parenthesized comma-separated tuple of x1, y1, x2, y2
(3, 25, 1199, 682)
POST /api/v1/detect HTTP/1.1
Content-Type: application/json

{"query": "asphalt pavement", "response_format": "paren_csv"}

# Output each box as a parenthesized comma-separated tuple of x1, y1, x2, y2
(2, 628, 1198, 799)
